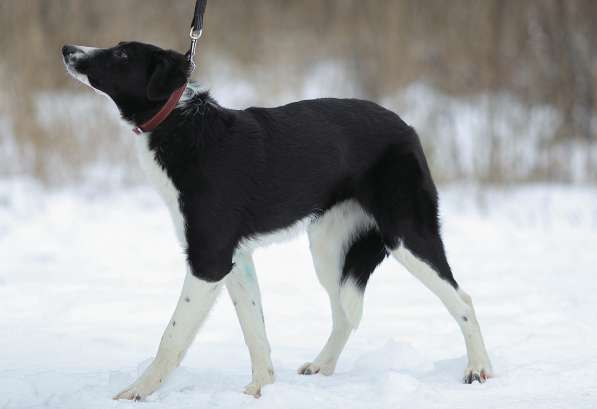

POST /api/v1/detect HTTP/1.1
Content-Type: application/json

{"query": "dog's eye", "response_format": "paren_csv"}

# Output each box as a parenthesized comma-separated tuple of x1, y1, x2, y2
(114, 49, 128, 60)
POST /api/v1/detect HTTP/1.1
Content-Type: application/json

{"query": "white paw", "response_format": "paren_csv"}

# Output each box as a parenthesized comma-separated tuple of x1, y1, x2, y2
(297, 361, 335, 376)
(243, 367, 274, 398)
(463, 365, 493, 384)
(243, 382, 263, 399)
(113, 384, 150, 401)
(113, 377, 162, 401)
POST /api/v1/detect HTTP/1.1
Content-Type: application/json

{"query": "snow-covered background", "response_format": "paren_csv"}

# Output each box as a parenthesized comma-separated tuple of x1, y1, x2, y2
(1, 179, 596, 409)
(3, 2, 597, 406)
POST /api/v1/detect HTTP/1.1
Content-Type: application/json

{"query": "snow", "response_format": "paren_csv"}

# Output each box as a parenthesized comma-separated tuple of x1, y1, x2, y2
(385, 83, 597, 183)
(1, 180, 597, 409)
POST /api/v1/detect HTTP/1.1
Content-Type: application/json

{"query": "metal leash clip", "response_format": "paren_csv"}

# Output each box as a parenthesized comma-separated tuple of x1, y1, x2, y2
(188, 27, 203, 74)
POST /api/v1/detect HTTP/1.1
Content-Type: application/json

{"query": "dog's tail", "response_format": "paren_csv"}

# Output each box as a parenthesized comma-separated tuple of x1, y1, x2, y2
(339, 229, 388, 328)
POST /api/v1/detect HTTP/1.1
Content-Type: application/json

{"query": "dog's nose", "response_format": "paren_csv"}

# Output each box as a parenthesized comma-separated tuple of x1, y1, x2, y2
(62, 44, 78, 58)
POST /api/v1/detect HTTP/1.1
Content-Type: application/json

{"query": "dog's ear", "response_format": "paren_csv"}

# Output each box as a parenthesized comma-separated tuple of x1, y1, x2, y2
(146, 50, 189, 101)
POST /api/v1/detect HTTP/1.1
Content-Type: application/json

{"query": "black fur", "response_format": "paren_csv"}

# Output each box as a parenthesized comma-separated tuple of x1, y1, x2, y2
(341, 229, 388, 289)
(62, 41, 458, 288)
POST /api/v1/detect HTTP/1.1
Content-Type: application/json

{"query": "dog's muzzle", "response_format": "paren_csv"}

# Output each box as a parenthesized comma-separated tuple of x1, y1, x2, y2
(62, 44, 100, 88)
(62, 45, 95, 67)
(62, 44, 79, 59)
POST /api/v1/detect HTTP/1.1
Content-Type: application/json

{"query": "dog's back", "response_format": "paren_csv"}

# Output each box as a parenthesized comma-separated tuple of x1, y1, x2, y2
(166, 96, 430, 241)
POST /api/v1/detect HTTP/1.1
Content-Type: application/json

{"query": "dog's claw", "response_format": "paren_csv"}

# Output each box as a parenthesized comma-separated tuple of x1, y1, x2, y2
(296, 362, 336, 376)
(297, 361, 336, 376)
(113, 381, 157, 401)
(297, 362, 321, 376)
(463, 368, 490, 384)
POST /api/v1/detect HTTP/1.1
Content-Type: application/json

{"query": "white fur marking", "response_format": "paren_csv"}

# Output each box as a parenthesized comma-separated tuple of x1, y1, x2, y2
(115, 132, 217, 401)
(226, 254, 274, 397)
(308, 200, 377, 328)
(297, 200, 377, 376)
(393, 243, 463, 313)
(74, 45, 100, 55)
(392, 243, 493, 380)
(114, 272, 223, 400)
(134, 135, 186, 245)
(63, 45, 112, 99)
(339, 278, 364, 329)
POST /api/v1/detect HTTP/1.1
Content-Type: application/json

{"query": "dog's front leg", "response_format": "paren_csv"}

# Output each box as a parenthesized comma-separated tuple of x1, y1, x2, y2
(114, 271, 222, 401)
(226, 253, 274, 398)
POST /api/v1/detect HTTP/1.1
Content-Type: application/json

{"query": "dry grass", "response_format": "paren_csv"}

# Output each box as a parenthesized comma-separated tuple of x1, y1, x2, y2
(1, 0, 595, 185)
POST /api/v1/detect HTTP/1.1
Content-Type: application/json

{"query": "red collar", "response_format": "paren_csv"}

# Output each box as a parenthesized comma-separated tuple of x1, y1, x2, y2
(132, 83, 188, 135)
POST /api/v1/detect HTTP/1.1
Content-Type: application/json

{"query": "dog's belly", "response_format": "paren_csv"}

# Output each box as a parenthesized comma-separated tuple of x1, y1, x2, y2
(236, 215, 316, 254)
(135, 135, 186, 246)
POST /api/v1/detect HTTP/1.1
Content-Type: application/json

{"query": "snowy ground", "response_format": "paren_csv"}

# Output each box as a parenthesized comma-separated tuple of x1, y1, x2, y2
(1, 180, 596, 409)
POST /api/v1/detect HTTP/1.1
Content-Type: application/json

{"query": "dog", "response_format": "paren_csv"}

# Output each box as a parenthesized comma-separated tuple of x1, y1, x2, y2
(62, 41, 493, 400)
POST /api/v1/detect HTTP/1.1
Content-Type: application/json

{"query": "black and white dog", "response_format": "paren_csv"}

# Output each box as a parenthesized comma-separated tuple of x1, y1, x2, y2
(62, 41, 492, 400)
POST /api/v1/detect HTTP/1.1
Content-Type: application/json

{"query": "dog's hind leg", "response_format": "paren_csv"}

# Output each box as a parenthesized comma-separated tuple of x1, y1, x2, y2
(362, 146, 493, 383)
(113, 272, 222, 401)
(298, 227, 351, 376)
(391, 235, 493, 383)
(226, 253, 274, 398)
(299, 201, 385, 376)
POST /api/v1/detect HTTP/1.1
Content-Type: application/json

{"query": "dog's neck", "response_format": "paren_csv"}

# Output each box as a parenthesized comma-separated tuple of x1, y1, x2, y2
(117, 83, 211, 132)
(118, 97, 170, 128)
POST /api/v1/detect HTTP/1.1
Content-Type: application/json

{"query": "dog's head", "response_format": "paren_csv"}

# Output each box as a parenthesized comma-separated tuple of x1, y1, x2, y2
(62, 42, 190, 119)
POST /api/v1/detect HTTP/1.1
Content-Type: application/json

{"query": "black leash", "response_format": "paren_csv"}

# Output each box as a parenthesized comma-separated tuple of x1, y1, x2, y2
(132, 0, 208, 134)
(188, 0, 208, 74)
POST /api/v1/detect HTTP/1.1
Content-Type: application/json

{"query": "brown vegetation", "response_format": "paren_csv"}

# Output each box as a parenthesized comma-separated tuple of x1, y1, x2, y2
(1, 0, 595, 184)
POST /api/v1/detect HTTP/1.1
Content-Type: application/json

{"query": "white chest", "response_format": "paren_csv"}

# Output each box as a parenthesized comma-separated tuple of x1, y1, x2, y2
(134, 135, 187, 246)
